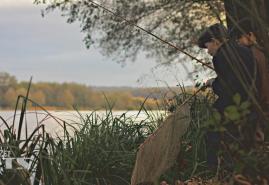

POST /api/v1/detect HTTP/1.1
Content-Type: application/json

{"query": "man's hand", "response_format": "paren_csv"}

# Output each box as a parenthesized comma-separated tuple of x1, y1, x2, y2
(205, 78, 215, 87)
(201, 78, 215, 91)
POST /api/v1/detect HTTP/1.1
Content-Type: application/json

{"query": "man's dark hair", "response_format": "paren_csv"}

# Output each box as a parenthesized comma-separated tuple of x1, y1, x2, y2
(136, 182, 154, 185)
(198, 23, 229, 48)
(229, 18, 258, 39)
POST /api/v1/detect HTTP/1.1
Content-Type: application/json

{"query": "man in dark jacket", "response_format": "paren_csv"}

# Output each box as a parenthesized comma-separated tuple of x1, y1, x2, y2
(197, 23, 257, 168)
(198, 23, 256, 113)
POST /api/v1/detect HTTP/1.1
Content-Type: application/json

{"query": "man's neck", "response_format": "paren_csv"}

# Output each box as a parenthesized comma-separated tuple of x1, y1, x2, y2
(213, 42, 226, 56)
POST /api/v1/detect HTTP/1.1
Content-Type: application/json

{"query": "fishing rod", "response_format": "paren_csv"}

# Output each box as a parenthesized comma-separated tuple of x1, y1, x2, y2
(88, 0, 214, 71)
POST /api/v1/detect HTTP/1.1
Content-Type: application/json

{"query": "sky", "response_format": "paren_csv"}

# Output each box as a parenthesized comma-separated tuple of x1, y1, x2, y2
(0, 0, 194, 87)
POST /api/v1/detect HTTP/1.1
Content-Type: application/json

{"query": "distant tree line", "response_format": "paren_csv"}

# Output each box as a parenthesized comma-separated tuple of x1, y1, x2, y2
(0, 72, 185, 110)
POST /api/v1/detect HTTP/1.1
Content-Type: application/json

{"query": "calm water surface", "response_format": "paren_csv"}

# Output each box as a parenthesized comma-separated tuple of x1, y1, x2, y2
(0, 110, 163, 138)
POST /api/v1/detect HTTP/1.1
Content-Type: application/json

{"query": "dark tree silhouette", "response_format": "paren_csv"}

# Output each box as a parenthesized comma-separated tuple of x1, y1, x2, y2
(34, 0, 269, 65)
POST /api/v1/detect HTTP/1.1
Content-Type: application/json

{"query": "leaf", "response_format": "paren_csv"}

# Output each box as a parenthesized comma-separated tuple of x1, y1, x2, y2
(213, 111, 221, 122)
(219, 126, 227, 132)
(240, 101, 250, 110)
(225, 105, 237, 113)
(224, 105, 240, 121)
(242, 110, 250, 116)
(233, 93, 241, 106)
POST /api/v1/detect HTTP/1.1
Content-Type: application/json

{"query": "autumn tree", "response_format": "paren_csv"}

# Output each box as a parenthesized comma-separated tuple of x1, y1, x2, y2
(30, 90, 46, 105)
(0, 72, 17, 99)
(3, 88, 17, 107)
(57, 89, 75, 108)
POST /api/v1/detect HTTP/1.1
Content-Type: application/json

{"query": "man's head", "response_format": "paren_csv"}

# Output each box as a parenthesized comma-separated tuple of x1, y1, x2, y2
(198, 23, 229, 56)
(229, 18, 258, 46)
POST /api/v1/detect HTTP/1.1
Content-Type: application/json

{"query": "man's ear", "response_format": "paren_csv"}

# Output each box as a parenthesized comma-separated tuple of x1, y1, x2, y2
(212, 38, 221, 45)
(247, 32, 253, 37)
(249, 32, 257, 39)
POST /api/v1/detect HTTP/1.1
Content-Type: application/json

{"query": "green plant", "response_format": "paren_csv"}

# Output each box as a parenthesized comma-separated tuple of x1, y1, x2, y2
(37, 108, 160, 185)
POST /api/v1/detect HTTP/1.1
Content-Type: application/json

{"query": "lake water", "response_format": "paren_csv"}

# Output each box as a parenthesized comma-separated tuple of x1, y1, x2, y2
(0, 110, 164, 138)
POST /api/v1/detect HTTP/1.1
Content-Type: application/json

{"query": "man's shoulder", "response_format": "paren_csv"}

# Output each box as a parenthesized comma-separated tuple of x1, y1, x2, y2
(224, 41, 253, 58)
(213, 41, 254, 66)
(227, 41, 251, 54)
(214, 41, 238, 59)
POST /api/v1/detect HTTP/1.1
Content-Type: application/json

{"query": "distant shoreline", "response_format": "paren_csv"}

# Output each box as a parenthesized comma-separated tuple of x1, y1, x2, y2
(0, 107, 165, 111)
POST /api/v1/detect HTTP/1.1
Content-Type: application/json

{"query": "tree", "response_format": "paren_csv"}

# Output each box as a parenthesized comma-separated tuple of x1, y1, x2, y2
(3, 88, 17, 107)
(34, 0, 269, 70)
(0, 72, 17, 88)
(16, 87, 27, 97)
(57, 89, 75, 108)
(30, 90, 46, 105)
(34, 0, 224, 67)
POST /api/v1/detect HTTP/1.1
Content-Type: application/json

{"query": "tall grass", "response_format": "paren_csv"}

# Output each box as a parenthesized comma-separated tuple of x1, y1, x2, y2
(159, 89, 215, 183)
(0, 80, 164, 185)
(0, 78, 46, 185)
(37, 109, 159, 185)
(0, 79, 214, 185)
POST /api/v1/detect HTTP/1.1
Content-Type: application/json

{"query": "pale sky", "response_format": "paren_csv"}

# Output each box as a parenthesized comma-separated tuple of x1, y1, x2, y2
(0, 0, 38, 7)
(0, 0, 193, 87)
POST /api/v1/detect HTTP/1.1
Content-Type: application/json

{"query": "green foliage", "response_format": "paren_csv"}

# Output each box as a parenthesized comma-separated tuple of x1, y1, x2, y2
(201, 93, 269, 183)
(223, 93, 251, 123)
(161, 90, 269, 184)
(38, 110, 159, 185)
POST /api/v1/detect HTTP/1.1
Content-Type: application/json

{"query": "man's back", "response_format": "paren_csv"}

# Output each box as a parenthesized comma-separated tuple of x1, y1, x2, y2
(211, 41, 256, 112)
